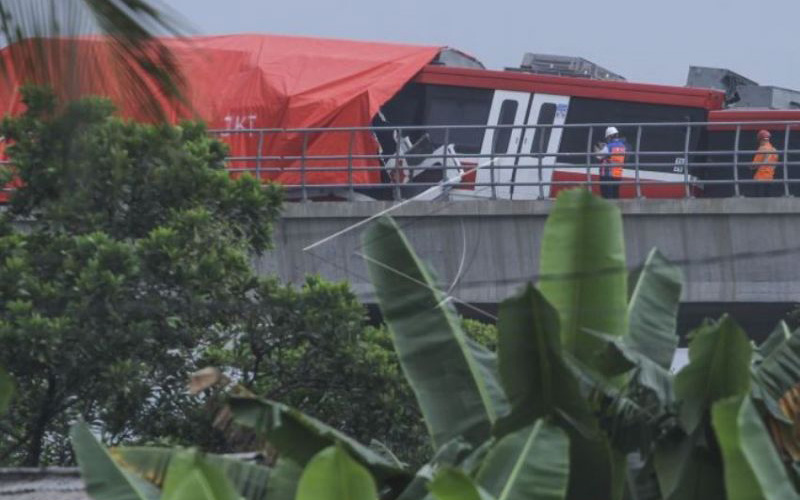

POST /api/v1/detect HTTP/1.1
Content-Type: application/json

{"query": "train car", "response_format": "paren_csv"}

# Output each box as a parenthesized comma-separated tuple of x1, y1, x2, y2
(698, 109, 800, 197)
(0, 34, 756, 202)
(373, 65, 726, 199)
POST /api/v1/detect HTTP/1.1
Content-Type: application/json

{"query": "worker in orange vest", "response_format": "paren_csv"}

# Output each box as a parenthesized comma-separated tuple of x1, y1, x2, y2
(595, 126, 626, 199)
(751, 129, 779, 197)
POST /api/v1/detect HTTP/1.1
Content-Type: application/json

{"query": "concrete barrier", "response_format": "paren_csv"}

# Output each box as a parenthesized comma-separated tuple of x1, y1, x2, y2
(255, 198, 800, 307)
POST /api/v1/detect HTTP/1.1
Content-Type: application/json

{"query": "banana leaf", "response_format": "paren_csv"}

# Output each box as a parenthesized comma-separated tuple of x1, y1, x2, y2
(362, 216, 508, 449)
(674, 315, 752, 433)
(626, 249, 682, 370)
(476, 419, 570, 500)
(582, 329, 674, 408)
(228, 396, 406, 481)
(429, 468, 495, 500)
(295, 444, 379, 500)
(758, 321, 792, 359)
(753, 325, 800, 419)
(538, 189, 628, 375)
(264, 458, 302, 500)
(655, 437, 726, 500)
(396, 436, 475, 500)
(712, 396, 800, 500)
(495, 284, 594, 436)
(161, 450, 242, 500)
(113, 447, 270, 500)
(70, 421, 160, 500)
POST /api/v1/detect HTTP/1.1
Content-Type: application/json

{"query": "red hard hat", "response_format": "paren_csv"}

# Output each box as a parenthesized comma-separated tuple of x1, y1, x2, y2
(757, 129, 771, 141)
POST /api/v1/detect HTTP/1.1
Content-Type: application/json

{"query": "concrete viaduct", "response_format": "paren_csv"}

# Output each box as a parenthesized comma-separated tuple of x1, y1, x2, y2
(255, 198, 800, 337)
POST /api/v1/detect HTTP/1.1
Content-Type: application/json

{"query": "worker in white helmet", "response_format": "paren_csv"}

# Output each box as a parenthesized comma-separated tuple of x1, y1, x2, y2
(594, 126, 627, 199)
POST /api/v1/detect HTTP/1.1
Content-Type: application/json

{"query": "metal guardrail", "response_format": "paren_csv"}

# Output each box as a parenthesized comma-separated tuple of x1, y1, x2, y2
(207, 120, 800, 201)
(2, 120, 798, 200)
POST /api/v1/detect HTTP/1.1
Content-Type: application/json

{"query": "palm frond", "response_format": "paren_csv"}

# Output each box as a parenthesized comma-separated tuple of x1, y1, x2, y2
(0, 0, 189, 120)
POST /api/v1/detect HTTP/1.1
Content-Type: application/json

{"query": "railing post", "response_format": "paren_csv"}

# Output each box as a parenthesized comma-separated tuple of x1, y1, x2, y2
(733, 125, 741, 197)
(255, 130, 264, 181)
(347, 129, 355, 200)
(635, 125, 642, 199)
(538, 123, 545, 200)
(442, 127, 450, 199)
(783, 124, 791, 197)
(586, 126, 593, 192)
(300, 131, 308, 202)
(683, 124, 692, 199)
(490, 125, 497, 200)
(393, 128, 402, 201)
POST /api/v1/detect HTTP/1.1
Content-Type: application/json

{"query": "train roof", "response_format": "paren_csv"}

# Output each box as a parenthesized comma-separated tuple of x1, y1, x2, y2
(708, 109, 800, 130)
(414, 65, 726, 110)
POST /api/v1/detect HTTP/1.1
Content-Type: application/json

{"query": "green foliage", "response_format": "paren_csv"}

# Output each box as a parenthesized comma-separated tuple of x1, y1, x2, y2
(3, 86, 280, 251)
(349, 189, 800, 500)
(1, 87, 435, 469)
(0, 87, 281, 465)
(227, 396, 407, 481)
(475, 419, 570, 500)
(494, 285, 593, 436)
(0, 367, 12, 415)
(113, 447, 271, 500)
(207, 276, 432, 466)
(263, 458, 302, 500)
(753, 323, 800, 418)
(626, 249, 682, 370)
(674, 315, 753, 433)
(72, 421, 246, 500)
(538, 189, 628, 372)
(71, 421, 161, 500)
(429, 468, 493, 500)
(68, 184, 800, 500)
(160, 450, 243, 500)
(363, 216, 508, 450)
(713, 397, 770, 500)
(462, 319, 498, 352)
(294, 444, 379, 500)
(713, 396, 800, 500)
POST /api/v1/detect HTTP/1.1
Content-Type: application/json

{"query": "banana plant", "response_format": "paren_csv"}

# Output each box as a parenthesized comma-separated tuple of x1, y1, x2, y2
(72, 420, 246, 500)
(72, 189, 800, 500)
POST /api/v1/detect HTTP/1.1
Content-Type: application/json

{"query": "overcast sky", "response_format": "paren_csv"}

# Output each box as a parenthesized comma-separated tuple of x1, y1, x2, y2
(166, 0, 800, 90)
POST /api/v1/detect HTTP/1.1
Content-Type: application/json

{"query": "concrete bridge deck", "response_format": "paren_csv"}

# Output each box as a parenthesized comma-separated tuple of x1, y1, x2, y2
(255, 199, 800, 328)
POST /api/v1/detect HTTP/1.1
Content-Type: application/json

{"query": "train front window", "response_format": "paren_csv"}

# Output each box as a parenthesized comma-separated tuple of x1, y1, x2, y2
(531, 103, 557, 154)
(493, 100, 519, 154)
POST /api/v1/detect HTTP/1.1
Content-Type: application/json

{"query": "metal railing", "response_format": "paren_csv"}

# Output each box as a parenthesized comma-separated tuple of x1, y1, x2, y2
(3, 120, 799, 201)
(207, 119, 800, 201)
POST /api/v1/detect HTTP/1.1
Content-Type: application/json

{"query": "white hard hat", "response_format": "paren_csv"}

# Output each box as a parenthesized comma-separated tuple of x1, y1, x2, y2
(605, 126, 619, 138)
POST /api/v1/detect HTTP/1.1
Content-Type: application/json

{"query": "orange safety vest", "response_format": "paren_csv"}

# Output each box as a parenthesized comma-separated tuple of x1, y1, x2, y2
(604, 141, 626, 178)
(753, 143, 778, 180)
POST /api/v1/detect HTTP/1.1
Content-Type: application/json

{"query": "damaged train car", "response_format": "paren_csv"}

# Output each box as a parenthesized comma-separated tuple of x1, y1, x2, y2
(0, 33, 797, 200)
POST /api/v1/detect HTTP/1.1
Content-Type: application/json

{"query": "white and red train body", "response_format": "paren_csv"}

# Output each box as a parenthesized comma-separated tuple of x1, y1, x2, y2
(375, 65, 725, 199)
(0, 34, 797, 200)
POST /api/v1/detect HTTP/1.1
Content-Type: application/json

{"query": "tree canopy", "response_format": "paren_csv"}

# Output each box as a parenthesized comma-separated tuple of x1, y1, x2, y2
(0, 87, 282, 465)
(0, 87, 465, 466)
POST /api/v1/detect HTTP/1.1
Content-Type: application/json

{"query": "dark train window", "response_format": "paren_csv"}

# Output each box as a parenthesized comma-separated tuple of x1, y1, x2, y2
(531, 103, 557, 154)
(423, 85, 493, 153)
(559, 97, 708, 171)
(492, 100, 519, 154)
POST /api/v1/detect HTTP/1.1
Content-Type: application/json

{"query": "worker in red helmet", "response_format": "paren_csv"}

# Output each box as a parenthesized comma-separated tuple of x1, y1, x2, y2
(750, 129, 779, 197)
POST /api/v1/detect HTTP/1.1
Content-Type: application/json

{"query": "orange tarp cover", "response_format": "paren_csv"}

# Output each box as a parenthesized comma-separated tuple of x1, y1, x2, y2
(0, 34, 441, 186)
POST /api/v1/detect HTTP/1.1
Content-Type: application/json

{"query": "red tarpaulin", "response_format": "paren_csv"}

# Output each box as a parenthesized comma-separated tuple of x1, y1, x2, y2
(0, 34, 442, 186)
